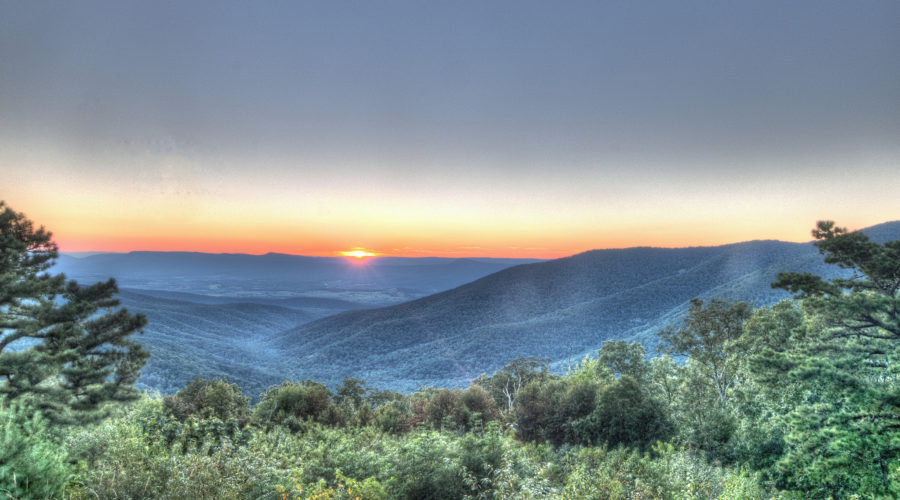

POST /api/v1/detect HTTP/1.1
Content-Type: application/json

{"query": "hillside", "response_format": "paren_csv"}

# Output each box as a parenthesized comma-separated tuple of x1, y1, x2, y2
(51, 254, 538, 394)
(115, 290, 324, 396)
(275, 221, 900, 391)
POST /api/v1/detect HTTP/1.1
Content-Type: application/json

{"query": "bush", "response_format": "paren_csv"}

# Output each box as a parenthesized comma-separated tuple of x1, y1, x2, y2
(459, 385, 500, 430)
(573, 375, 674, 451)
(251, 380, 342, 430)
(514, 376, 598, 446)
(141, 413, 254, 455)
(65, 396, 270, 500)
(426, 388, 463, 430)
(562, 442, 768, 499)
(163, 378, 250, 426)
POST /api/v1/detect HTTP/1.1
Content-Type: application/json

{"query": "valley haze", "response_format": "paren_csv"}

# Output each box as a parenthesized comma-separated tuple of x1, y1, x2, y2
(53, 220, 900, 396)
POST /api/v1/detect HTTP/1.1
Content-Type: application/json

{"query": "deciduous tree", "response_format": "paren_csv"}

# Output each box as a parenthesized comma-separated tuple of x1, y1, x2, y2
(658, 298, 750, 411)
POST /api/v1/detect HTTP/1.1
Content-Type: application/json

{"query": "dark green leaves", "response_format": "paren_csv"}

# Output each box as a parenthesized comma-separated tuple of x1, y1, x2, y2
(0, 201, 149, 425)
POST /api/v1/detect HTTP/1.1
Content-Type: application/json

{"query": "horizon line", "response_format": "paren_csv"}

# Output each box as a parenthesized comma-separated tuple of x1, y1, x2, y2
(55, 219, 899, 260)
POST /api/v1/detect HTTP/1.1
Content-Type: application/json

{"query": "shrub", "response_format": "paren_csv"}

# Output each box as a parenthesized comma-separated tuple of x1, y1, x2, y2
(163, 377, 250, 426)
(65, 397, 269, 500)
(562, 442, 768, 499)
(426, 388, 464, 430)
(459, 385, 500, 430)
(251, 380, 342, 430)
(573, 375, 674, 451)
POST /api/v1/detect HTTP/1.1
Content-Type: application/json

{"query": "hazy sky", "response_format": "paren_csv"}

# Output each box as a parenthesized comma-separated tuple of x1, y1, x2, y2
(2, 1, 898, 257)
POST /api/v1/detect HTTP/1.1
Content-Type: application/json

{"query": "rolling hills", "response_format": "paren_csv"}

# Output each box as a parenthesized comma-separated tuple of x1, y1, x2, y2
(114, 289, 353, 395)
(274, 221, 900, 391)
(52, 254, 539, 395)
(54, 221, 900, 396)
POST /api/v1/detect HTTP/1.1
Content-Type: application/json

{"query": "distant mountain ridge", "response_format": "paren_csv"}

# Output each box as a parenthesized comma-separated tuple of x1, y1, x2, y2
(274, 221, 900, 392)
(52, 221, 900, 395)
(54, 252, 541, 294)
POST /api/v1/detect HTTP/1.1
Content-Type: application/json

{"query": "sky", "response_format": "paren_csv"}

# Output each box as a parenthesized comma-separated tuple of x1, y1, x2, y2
(1, 1, 898, 258)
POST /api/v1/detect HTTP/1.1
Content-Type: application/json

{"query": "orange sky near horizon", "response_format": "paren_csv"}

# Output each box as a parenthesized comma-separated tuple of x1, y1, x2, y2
(35, 216, 897, 260)
(5, 169, 895, 260)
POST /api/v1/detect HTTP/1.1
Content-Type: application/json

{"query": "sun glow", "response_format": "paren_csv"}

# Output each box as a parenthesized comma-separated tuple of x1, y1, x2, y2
(339, 248, 379, 259)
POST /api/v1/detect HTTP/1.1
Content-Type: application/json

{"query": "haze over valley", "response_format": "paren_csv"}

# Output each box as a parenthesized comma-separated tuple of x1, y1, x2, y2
(52, 220, 900, 395)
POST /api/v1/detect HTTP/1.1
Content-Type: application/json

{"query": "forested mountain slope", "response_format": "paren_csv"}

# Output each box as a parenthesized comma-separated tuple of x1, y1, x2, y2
(52, 254, 537, 394)
(116, 290, 319, 396)
(275, 222, 900, 391)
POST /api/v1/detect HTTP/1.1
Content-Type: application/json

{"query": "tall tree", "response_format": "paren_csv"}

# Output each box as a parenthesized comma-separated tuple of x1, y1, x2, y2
(596, 340, 649, 382)
(473, 356, 552, 415)
(658, 298, 750, 411)
(0, 201, 148, 425)
(759, 221, 900, 497)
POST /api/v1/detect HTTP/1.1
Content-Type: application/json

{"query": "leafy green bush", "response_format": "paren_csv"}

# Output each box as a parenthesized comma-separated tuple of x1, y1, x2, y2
(141, 413, 254, 454)
(65, 397, 271, 500)
(252, 380, 342, 430)
(514, 374, 599, 446)
(459, 384, 500, 430)
(163, 377, 250, 426)
(573, 375, 674, 451)
(562, 442, 767, 499)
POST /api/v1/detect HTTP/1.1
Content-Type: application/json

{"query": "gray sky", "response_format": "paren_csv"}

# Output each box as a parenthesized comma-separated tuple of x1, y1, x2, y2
(1, 1, 898, 256)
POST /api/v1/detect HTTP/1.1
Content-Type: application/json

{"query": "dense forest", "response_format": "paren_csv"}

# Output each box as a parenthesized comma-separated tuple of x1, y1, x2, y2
(2, 202, 898, 499)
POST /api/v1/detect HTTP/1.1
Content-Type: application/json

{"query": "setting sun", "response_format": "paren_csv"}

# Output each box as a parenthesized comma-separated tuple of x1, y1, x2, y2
(339, 248, 378, 259)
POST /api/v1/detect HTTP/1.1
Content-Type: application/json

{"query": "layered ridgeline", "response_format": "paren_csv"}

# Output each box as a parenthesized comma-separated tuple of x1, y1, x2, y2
(54, 252, 536, 295)
(275, 221, 900, 392)
(53, 222, 900, 395)
(52, 254, 539, 394)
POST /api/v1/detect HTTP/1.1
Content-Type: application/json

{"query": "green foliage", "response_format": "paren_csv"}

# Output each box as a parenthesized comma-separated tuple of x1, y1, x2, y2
(659, 298, 751, 412)
(759, 221, 900, 498)
(561, 442, 767, 499)
(425, 388, 464, 430)
(0, 400, 70, 499)
(141, 412, 254, 455)
(334, 377, 372, 426)
(372, 398, 413, 435)
(649, 354, 680, 406)
(573, 375, 674, 451)
(459, 384, 500, 429)
(597, 340, 649, 381)
(65, 397, 269, 500)
(672, 359, 739, 462)
(473, 356, 554, 416)
(163, 377, 250, 426)
(252, 380, 342, 431)
(0, 201, 148, 425)
(60, 381, 777, 500)
(423, 385, 499, 431)
(514, 374, 599, 446)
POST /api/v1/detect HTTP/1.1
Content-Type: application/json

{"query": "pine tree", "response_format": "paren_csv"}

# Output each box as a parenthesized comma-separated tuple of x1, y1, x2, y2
(755, 221, 900, 497)
(0, 201, 149, 425)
